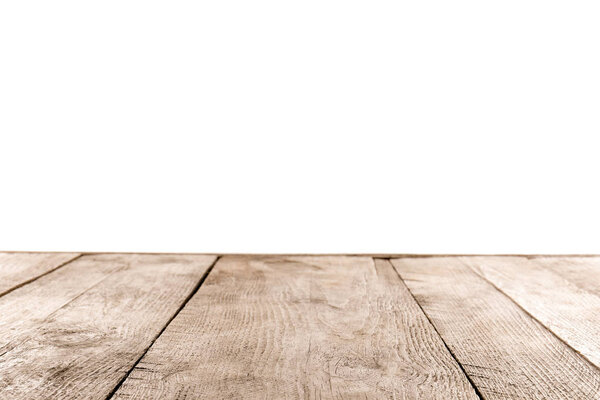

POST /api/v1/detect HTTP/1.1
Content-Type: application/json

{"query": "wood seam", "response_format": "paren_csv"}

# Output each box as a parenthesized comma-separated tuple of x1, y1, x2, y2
(0, 253, 83, 299)
(382, 257, 484, 400)
(464, 260, 600, 377)
(102, 255, 221, 400)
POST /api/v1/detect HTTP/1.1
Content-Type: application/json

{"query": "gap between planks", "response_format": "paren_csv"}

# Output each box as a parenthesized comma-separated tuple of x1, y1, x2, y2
(111, 255, 480, 399)
(0, 253, 218, 399)
(375, 257, 484, 400)
(390, 255, 600, 382)
(0, 253, 83, 298)
(4, 253, 599, 399)
(392, 256, 600, 399)
(463, 260, 600, 377)
(103, 255, 221, 400)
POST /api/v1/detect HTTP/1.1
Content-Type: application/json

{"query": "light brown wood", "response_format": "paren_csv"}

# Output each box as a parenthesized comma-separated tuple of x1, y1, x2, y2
(391, 256, 600, 399)
(461, 256, 600, 371)
(0, 252, 80, 297)
(112, 256, 478, 400)
(4, 253, 600, 399)
(0, 253, 216, 400)
(533, 256, 600, 295)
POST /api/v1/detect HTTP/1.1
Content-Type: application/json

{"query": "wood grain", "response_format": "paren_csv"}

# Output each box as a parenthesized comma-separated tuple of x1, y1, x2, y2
(0, 252, 80, 297)
(391, 256, 600, 399)
(112, 256, 478, 400)
(462, 256, 600, 370)
(533, 256, 600, 295)
(0, 253, 216, 400)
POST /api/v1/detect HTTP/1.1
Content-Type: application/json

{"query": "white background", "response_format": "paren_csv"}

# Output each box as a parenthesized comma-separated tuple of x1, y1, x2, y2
(1, 1, 599, 254)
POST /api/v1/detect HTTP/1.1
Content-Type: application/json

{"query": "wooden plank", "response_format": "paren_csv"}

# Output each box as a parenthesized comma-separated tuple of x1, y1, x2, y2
(532, 256, 600, 295)
(0, 252, 80, 296)
(391, 256, 600, 400)
(462, 255, 600, 370)
(0, 253, 216, 400)
(112, 256, 478, 400)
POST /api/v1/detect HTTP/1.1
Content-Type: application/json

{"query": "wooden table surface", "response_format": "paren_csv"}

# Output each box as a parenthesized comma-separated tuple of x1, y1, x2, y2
(1, 253, 599, 399)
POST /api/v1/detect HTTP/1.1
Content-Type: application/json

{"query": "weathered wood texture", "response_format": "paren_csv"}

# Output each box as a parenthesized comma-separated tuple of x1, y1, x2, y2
(0, 252, 80, 297)
(462, 256, 600, 370)
(391, 256, 600, 399)
(0, 253, 216, 400)
(112, 256, 478, 400)
(533, 256, 600, 295)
